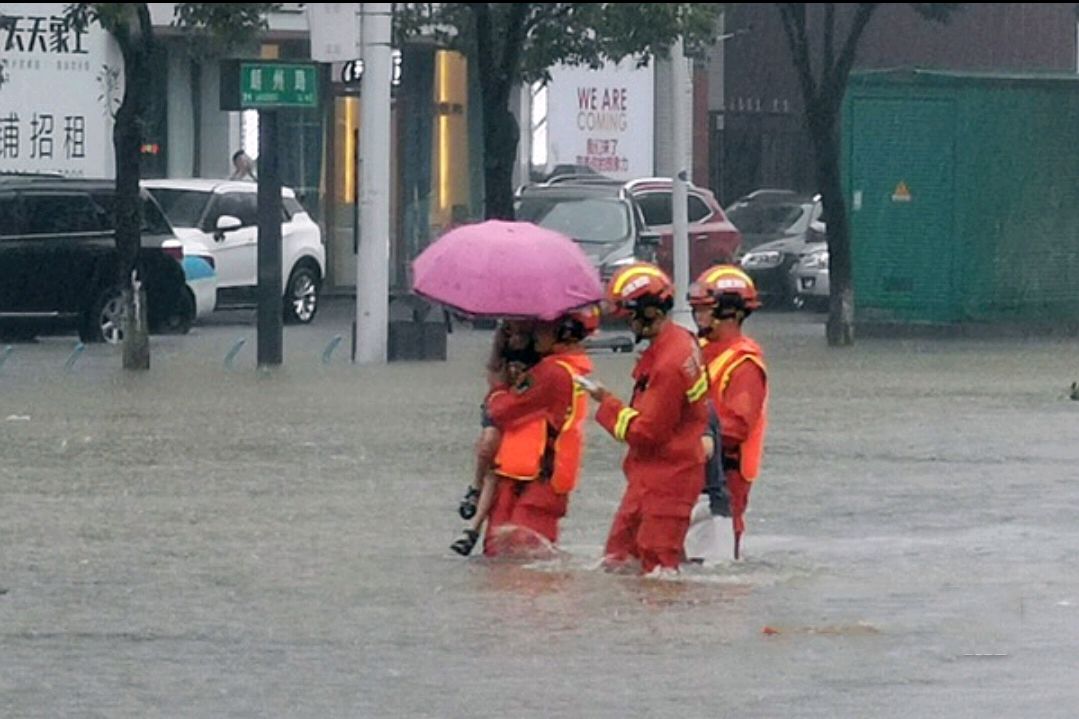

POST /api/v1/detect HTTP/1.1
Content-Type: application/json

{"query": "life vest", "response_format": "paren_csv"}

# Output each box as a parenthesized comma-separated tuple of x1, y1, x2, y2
(492, 416, 547, 481)
(548, 359, 589, 494)
(491, 355, 592, 489)
(706, 336, 768, 481)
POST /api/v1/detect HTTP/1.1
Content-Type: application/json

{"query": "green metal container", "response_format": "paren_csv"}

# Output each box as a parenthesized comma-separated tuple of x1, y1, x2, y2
(844, 69, 1079, 327)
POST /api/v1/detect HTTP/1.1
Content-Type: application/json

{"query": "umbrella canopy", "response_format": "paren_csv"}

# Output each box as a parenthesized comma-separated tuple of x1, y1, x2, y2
(411, 220, 603, 320)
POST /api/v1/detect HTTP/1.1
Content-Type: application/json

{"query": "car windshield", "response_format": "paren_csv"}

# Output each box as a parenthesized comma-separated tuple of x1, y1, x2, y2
(147, 188, 212, 228)
(726, 200, 810, 235)
(516, 197, 630, 243)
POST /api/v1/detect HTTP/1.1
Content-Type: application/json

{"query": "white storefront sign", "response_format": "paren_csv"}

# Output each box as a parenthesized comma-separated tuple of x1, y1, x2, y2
(307, 3, 361, 63)
(545, 60, 654, 180)
(0, 3, 119, 177)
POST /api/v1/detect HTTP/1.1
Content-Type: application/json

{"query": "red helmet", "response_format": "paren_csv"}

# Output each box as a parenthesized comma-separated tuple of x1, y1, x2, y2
(605, 262, 674, 317)
(688, 264, 761, 314)
(556, 304, 601, 341)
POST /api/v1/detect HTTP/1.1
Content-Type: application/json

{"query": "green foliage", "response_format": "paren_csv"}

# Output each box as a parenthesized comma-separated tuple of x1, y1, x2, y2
(172, 3, 277, 56)
(395, 3, 724, 84)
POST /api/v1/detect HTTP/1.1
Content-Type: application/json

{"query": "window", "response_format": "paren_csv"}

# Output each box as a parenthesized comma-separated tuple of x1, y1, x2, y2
(635, 193, 671, 226)
(0, 194, 20, 236)
(635, 191, 714, 226)
(688, 195, 712, 223)
(148, 188, 212, 229)
(207, 192, 258, 229)
(90, 192, 174, 236)
(21, 193, 109, 235)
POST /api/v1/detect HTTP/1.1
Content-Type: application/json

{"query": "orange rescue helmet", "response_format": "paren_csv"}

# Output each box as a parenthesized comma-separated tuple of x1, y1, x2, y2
(688, 264, 761, 317)
(605, 262, 675, 318)
(556, 304, 601, 341)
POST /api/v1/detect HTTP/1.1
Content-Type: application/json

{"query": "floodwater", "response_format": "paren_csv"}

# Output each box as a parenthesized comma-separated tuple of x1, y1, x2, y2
(2, 305, 1077, 718)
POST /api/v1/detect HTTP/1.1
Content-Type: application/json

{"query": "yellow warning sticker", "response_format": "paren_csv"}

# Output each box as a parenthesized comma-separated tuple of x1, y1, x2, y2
(892, 181, 912, 202)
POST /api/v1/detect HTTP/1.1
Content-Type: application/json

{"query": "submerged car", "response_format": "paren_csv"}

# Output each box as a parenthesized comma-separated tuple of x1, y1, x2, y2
(626, 177, 742, 278)
(789, 242, 829, 312)
(515, 181, 659, 282)
(142, 179, 326, 324)
(727, 189, 824, 308)
(0, 177, 192, 343)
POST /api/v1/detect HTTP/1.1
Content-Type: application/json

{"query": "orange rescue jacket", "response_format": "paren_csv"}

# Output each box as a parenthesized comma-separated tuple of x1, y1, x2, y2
(704, 335, 768, 480)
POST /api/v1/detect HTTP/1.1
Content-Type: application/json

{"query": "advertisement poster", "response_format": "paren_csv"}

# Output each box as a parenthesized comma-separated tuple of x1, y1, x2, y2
(544, 60, 654, 180)
(0, 3, 119, 177)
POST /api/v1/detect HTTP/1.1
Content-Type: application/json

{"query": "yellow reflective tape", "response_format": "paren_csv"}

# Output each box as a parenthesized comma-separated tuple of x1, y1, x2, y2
(703, 265, 753, 286)
(686, 373, 709, 402)
(613, 407, 640, 441)
(611, 265, 668, 295)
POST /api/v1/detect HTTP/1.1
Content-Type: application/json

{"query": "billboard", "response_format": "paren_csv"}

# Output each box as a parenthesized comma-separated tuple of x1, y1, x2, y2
(544, 60, 653, 180)
(0, 3, 119, 177)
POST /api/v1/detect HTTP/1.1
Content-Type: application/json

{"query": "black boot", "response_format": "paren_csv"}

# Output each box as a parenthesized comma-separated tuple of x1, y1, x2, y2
(458, 486, 480, 520)
(450, 529, 480, 556)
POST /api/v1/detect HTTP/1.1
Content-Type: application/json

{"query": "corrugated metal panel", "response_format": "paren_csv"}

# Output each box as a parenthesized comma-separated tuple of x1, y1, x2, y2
(849, 95, 955, 322)
(845, 70, 1079, 327)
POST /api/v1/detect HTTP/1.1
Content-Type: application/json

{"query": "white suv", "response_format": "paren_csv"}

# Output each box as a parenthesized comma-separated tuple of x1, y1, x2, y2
(142, 179, 326, 323)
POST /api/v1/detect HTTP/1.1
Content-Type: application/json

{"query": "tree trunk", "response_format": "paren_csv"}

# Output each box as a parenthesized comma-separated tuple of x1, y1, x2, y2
(808, 108, 854, 347)
(114, 40, 152, 370)
(482, 100, 520, 220)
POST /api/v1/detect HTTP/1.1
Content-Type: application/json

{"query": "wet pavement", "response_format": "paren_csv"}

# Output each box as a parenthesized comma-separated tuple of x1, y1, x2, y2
(2, 300, 1078, 718)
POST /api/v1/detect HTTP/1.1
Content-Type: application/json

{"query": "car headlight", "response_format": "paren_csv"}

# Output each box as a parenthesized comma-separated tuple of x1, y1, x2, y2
(740, 250, 782, 269)
(801, 251, 829, 270)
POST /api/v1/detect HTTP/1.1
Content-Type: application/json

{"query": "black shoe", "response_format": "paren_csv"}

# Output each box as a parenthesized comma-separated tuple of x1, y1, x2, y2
(450, 529, 480, 556)
(458, 486, 480, 520)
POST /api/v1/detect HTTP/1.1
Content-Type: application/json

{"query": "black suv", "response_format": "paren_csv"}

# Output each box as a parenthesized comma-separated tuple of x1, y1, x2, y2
(0, 176, 192, 343)
(515, 180, 659, 282)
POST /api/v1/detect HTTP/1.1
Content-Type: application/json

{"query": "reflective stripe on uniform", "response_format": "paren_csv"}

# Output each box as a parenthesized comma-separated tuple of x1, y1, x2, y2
(685, 372, 709, 403)
(613, 407, 640, 441)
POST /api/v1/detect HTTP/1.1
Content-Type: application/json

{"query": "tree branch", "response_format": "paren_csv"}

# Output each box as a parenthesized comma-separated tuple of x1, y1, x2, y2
(776, 4, 817, 106)
(825, 3, 878, 110)
(499, 2, 531, 102)
(823, 3, 834, 75)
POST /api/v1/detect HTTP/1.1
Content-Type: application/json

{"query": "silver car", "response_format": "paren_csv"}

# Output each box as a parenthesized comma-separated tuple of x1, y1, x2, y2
(789, 242, 829, 312)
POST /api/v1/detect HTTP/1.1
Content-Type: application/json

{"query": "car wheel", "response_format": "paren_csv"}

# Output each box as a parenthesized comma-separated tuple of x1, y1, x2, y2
(159, 288, 195, 335)
(283, 264, 320, 324)
(80, 286, 125, 344)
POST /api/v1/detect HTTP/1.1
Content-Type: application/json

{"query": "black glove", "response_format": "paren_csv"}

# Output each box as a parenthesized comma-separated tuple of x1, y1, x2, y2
(708, 483, 731, 517)
(458, 486, 480, 520)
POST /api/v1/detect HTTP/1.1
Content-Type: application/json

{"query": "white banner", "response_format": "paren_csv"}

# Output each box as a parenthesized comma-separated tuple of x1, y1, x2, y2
(0, 3, 119, 177)
(307, 3, 360, 63)
(544, 60, 654, 180)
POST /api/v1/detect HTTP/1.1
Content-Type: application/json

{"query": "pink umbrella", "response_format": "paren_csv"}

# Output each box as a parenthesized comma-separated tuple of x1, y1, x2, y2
(411, 220, 603, 320)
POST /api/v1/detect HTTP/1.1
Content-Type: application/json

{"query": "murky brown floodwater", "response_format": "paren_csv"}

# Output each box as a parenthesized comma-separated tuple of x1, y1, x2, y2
(2, 305, 1077, 718)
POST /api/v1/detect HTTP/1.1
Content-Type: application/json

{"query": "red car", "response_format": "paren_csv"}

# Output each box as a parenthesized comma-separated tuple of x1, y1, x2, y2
(625, 178, 743, 279)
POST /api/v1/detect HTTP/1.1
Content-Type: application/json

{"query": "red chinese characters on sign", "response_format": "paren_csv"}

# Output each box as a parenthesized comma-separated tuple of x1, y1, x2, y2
(575, 85, 631, 174)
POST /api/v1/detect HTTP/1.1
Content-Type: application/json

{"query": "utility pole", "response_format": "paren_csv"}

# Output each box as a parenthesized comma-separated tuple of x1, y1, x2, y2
(355, 2, 393, 364)
(670, 36, 693, 330)
(256, 110, 283, 366)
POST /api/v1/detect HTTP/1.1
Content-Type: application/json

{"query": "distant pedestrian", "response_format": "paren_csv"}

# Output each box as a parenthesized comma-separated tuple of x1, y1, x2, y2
(230, 150, 257, 181)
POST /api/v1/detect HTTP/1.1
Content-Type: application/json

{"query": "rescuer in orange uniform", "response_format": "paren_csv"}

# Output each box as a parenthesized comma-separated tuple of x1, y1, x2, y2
(579, 263, 709, 575)
(471, 307, 599, 558)
(685, 264, 768, 561)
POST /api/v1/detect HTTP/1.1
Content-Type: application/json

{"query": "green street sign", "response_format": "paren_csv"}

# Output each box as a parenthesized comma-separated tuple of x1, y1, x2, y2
(220, 60, 319, 110)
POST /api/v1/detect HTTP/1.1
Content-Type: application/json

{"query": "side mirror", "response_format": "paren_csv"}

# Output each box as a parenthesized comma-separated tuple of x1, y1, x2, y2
(809, 220, 827, 240)
(637, 230, 661, 248)
(213, 214, 242, 242)
(216, 214, 243, 233)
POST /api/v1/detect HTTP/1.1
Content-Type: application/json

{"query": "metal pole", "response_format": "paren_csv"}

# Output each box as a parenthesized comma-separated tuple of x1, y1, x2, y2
(670, 37, 693, 330)
(355, 2, 393, 364)
(257, 110, 283, 366)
